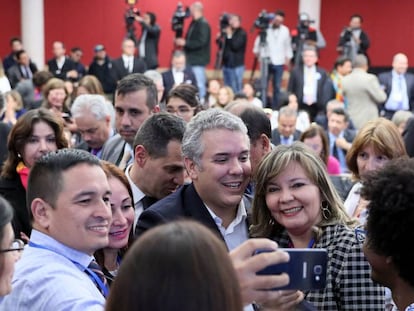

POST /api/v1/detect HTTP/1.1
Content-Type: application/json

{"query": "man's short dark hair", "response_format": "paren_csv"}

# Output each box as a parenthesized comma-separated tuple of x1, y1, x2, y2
(239, 107, 271, 142)
(350, 14, 363, 23)
(334, 56, 352, 70)
(15, 50, 26, 61)
(27, 149, 101, 221)
(330, 107, 350, 123)
(9, 37, 21, 46)
(116, 73, 158, 111)
(362, 157, 414, 287)
(133, 112, 186, 158)
(70, 47, 82, 53)
(275, 10, 285, 18)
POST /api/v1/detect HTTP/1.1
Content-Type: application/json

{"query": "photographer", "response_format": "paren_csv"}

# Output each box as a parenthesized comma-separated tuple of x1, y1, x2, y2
(337, 14, 370, 62)
(175, 2, 211, 100)
(219, 14, 247, 94)
(253, 10, 292, 110)
(291, 12, 318, 68)
(135, 12, 161, 70)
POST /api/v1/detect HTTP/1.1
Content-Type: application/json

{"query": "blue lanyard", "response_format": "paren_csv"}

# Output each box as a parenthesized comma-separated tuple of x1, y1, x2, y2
(28, 241, 109, 298)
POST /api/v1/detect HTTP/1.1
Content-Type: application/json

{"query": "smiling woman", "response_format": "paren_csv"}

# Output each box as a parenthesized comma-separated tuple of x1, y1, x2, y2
(94, 161, 135, 285)
(250, 142, 385, 310)
(0, 108, 68, 240)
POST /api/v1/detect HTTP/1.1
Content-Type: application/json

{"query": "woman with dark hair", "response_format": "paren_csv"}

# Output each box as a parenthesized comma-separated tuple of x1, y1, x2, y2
(251, 142, 384, 310)
(0, 108, 68, 239)
(166, 84, 202, 122)
(344, 118, 407, 224)
(0, 195, 23, 296)
(94, 161, 134, 285)
(106, 220, 243, 311)
(300, 123, 341, 175)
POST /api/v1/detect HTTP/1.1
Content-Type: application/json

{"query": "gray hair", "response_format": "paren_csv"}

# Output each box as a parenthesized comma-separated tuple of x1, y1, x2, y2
(71, 94, 114, 121)
(182, 109, 248, 166)
(278, 106, 298, 119)
(353, 54, 368, 68)
(144, 70, 163, 85)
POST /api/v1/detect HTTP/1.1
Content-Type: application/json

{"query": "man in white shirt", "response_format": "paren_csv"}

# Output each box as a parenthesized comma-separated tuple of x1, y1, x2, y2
(253, 10, 293, 110)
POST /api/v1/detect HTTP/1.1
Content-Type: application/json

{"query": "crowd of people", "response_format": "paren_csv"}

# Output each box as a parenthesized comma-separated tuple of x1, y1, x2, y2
(1, 1, 414, 311)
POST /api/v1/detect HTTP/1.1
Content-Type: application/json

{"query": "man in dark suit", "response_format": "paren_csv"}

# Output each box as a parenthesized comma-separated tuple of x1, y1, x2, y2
(100, 73, 159, 167)
(7, 50, 38, 88)
(111, 38, 147, 83)
(46, 41, 78, 81)
(327, 107, 356, 173)
(162, 50, 197, 100)
(288, 46, 335, 121)
(136, 109, 251, 251)
(175, 2, 211, 99)
(378, 53, 414, 119)
(2, 37, 23, 72)
(126, 113, 186, 229)
(135, 12, 160, 70)
(271, 106, 302, 146)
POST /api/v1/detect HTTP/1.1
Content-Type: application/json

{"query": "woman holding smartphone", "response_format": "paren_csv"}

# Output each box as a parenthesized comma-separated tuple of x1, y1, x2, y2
(250, 142, 384, 310)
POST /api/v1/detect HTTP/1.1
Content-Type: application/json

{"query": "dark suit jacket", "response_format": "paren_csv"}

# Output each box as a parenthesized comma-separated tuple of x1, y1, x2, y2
(0, 174, 31, 238)
(47, 57, 77, 80)
(271, 128, 302, 146)
(111, 56, 147, 83)
(135, 183, 251, 246)
(139, 23, 161, 69)
(6, 62, 38, 88)
(327, 129, 356, 156)
(288, 66, 335, 116)
(162, 67, 198, 100)
(378, 71, 414, 112)
(337, 29, 370, 56)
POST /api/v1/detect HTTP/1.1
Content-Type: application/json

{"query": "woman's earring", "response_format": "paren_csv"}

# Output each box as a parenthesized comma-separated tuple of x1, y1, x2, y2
(321, 201, 331, 220)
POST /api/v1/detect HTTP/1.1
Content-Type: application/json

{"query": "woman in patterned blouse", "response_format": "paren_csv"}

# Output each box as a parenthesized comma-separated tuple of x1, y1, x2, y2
(250, 142, 385, 310)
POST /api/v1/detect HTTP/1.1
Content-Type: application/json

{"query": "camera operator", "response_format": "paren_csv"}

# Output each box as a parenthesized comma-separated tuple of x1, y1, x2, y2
(218, 14, 247, 94)
(253, 10, 293, 110)
(135, 12, 161, 70)
(291, 13, 318, 68)
(175, 1, 211, 100)
(337, 14, 370, 62)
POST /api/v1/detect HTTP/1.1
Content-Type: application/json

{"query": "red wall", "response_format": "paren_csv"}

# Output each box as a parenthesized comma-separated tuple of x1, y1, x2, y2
(320, 0, 414, 69)
(43, 0, 298, 69)
(0, 1, 21, 60)
(2, 0, 414, 71)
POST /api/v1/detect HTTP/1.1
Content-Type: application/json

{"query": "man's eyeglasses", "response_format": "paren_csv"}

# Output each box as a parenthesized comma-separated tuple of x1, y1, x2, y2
(0, 239, 25, 253)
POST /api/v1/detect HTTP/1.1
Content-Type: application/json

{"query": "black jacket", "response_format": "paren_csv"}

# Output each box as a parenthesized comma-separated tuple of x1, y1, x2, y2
(222, 27, 247, 68)
(184, 17, 211, 66)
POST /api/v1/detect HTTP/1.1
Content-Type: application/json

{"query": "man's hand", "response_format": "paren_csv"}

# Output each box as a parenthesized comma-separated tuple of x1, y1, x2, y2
(335, 137, 351, 151)
(229, 238, 290, 306)
(175, 38, 186, 47)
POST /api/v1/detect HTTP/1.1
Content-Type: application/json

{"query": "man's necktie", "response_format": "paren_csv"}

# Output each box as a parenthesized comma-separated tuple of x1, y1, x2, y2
(119, 151, 132, 171)
(332, 144, 339, 160)
(85, 259, 108, 297)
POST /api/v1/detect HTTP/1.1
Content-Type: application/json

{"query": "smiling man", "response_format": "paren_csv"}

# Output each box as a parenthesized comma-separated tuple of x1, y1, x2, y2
(0, 149, 112, 310)
(126, 113, 187, 230)
(135, 109, 251, 251)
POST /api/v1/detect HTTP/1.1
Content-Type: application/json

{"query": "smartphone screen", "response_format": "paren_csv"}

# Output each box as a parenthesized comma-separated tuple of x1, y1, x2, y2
(254, 248, 327, 290)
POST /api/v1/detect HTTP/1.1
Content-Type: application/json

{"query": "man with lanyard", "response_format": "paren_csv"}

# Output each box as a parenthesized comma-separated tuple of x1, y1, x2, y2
(0, 149, 111, 310)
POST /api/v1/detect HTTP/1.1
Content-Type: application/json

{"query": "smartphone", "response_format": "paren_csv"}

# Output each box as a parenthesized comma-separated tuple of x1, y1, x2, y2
(254, 248, 327, 290)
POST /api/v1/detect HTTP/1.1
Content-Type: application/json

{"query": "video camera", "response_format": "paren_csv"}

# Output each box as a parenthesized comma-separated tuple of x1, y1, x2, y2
(172, 2, 190, 38)
(219, 13, 231, 31)
(253, 10, 274, 30)
(297, 13, 314, 39)
(124, 0, 140, 44)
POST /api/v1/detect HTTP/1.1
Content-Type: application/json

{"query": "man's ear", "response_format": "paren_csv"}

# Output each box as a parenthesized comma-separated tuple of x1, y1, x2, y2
(184, 157, 198, 180)
(260, 134, 271, 155)
(31, 198, 53, 230)
(134, 145, 148, 167)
